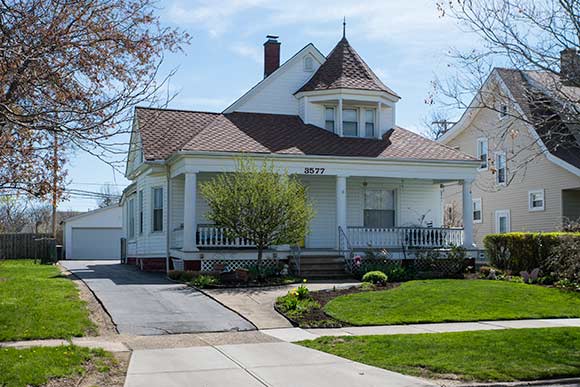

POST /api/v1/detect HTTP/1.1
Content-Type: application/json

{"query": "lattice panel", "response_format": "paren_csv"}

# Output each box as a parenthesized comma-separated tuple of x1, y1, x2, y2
(201, 259, 279, 272)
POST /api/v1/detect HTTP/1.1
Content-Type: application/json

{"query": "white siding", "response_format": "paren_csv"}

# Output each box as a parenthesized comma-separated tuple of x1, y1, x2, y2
(130, 172, 168, 257)
(234, 53, 321, 115)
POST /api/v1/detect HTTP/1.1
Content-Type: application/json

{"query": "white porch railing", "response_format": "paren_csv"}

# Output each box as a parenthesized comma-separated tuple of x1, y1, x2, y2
(347, 227, 464, 249)
(196, 225, 255, 248)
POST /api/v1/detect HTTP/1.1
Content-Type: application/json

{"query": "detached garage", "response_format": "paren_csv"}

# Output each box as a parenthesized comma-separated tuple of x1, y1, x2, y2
(63, 205, 122, 260)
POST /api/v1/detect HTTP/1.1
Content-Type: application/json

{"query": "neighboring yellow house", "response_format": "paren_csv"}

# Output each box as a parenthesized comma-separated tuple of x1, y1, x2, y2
(440, 57, 580, 247)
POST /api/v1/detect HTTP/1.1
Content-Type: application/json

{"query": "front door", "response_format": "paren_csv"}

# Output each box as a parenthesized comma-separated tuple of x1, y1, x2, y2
(301, 176, 336, 248)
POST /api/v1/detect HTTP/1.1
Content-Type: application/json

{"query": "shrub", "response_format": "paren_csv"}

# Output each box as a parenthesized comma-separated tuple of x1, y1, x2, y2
(276, 292, 320, 319)
(295, 284, 309, 300)
(484, 232, 580, 274)
(362, 271, 388, 285)
(360, 282, 376, 291)
(547, 234, 580, 284)
(191, 275, 220, 288)
(179, 271, 196, 282)
(167, 270, 183, 280)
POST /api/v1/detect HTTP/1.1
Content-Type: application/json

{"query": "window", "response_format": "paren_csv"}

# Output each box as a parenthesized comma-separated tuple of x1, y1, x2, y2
(128, 198, 135, 239)
(495, 152, 507, 185)
(152, 187, 163, 232)
(304, 56, 314, 72)
(325, 107, 335, 132)
(473, 198, 482, 223)
(364, 109, 375, 138)
(342, 108, 358, 136)
(364, 190, 395, 228)
(499, 104, 508, 119)
(138, 190, 144, 234)
(495, 210, 510, 233)
(529, 189, 545, 211)
(476, 138, 488, 170)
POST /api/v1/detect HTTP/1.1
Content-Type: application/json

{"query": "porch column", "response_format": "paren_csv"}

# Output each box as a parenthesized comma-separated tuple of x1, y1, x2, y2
(336, 175, 347, 249)
(182, 172, 198, 252)
(462, 178, 474, 248)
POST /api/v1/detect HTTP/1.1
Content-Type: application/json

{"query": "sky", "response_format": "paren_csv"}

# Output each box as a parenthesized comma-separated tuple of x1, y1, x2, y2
(62, 0, 476, 211)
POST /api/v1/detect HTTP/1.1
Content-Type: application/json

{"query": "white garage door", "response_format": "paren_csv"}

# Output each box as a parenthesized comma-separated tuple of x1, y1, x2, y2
(70, 227, 122, 260)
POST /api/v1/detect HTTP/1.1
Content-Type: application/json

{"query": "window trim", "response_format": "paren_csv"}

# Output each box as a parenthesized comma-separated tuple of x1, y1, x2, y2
(364, 108, 376, 138)
(138, 190, 144, 235)
(151, 186, 164, 233)
(495, 151, 507, 186)
(495, 209, 511, 234)
(303, 56, 314, 72)
(528, 189, 545, 212)
(476, 137, 488, 171)
(127, 198, 135, 240)
(472, 197, 482, 224)
(324, 106, 335, 133)
(342, 108, 359, 137)
(363, 189, 396, 228)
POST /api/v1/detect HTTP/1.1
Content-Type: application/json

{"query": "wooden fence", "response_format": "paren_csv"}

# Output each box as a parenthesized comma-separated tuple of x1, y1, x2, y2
(0, 233, 56, 261)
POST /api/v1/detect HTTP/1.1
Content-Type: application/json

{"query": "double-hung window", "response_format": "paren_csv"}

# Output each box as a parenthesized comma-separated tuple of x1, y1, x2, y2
(325, 107, 335, 132)
(364, 190, 395, 228)
(152, 187, 163, 232)
(528, 189, 545, 211)
(342, 109, 358, 136)
(496, 152, 507, 185)
(473, 198, 482, 223)
(364, 109, 376, 138)
(495, 210, 510, 233)
(476, 138, 488, 170)
(138, 190, 144, 234)
(128, 198, 135, 239)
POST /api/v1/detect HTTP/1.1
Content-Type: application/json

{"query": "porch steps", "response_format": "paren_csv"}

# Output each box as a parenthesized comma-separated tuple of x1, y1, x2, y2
(293, 255, 351, 279)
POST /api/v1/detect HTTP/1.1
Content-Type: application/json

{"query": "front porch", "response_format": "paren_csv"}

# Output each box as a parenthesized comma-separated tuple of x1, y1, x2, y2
(168, 158, 476, 268)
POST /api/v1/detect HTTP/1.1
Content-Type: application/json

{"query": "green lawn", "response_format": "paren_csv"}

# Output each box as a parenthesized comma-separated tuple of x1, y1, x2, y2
(324, 279, 580, 325)
(0, 260, 94, 341)
(301, 328, 580, 382)
(0, 345, 111, 387)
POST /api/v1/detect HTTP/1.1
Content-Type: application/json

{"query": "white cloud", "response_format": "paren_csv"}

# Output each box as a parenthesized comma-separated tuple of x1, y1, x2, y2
(230, 43, 262, 63)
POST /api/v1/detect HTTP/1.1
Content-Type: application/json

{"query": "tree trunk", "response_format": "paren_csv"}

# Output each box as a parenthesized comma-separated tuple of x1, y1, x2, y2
(257, 248, 263, 281)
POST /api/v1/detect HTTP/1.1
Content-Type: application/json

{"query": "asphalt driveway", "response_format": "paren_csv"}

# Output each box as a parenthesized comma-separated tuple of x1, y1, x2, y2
(61, 260, 255, 335)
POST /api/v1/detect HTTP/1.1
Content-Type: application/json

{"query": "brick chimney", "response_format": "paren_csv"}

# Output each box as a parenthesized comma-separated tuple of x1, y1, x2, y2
(560, 48, 580, 86)
(263, 35, 280, 78)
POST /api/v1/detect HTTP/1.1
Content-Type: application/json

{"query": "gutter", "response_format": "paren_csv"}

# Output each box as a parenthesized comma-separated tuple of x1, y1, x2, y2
(166, 150, 480, 168)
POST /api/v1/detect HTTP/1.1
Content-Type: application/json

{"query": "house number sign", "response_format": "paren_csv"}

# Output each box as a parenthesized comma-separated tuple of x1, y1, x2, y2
(304, 167, 326, 174)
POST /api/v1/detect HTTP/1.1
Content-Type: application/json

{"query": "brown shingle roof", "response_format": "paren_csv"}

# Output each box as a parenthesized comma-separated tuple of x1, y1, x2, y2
(496, 68, 580, 170)
(136, 107, 218, 161)
(135, 107, 475, 162)
(296, 38, 399, 97)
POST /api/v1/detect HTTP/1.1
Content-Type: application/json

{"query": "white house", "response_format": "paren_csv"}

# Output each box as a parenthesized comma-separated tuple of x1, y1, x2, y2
(121, 34, 479, 273)
(63, 205, 123, 260)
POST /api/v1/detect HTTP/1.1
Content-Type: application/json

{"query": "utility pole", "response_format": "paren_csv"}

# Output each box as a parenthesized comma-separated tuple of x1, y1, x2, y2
(51, 130, 58, 239)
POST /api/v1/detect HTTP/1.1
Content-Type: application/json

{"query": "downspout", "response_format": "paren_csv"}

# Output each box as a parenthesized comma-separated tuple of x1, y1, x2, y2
(165, 164, 171, 274)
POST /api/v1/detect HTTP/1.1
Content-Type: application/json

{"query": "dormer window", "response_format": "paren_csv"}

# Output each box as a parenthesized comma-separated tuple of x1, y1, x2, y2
(325, 107, 335, 132)
(342, 109, 358, 136)
(365, 109, 376, 137)
(304, 56, 314, 72)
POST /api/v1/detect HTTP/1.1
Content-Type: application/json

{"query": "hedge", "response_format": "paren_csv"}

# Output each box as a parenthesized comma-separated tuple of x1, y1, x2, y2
(483, 232, 580, 273)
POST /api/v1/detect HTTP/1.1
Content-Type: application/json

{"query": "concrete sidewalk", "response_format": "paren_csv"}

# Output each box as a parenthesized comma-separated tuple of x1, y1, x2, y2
(260, 318, 580, 342)
(124, 342, 433, 387)
(204, 280, 359, 329)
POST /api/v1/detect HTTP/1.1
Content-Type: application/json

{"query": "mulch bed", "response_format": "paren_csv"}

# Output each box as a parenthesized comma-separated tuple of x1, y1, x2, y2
(278, 283, 400, 328)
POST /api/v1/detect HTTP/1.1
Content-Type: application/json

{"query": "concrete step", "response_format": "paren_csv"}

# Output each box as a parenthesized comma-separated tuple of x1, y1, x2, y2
(300, 272, 352, 279)
(299, 263, 346, 271)
(297, 257, 345, 265)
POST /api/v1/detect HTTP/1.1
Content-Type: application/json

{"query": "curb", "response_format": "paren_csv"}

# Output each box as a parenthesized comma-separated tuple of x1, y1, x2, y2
(456, 377, 580, 387)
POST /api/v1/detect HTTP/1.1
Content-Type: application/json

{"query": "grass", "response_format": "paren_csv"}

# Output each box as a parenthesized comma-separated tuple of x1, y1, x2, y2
(0, 260, 94, 341)
(0, 345, 112, 387)
(300, 328, 580, 382)
(324, 279, 580, 325)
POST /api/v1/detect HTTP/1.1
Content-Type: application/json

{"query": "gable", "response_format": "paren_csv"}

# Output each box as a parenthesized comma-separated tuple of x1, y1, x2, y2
(223, 44, 325, 115)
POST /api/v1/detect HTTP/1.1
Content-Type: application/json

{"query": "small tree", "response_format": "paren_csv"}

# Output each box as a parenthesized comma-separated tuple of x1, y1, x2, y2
(200, 158, 315, 279)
